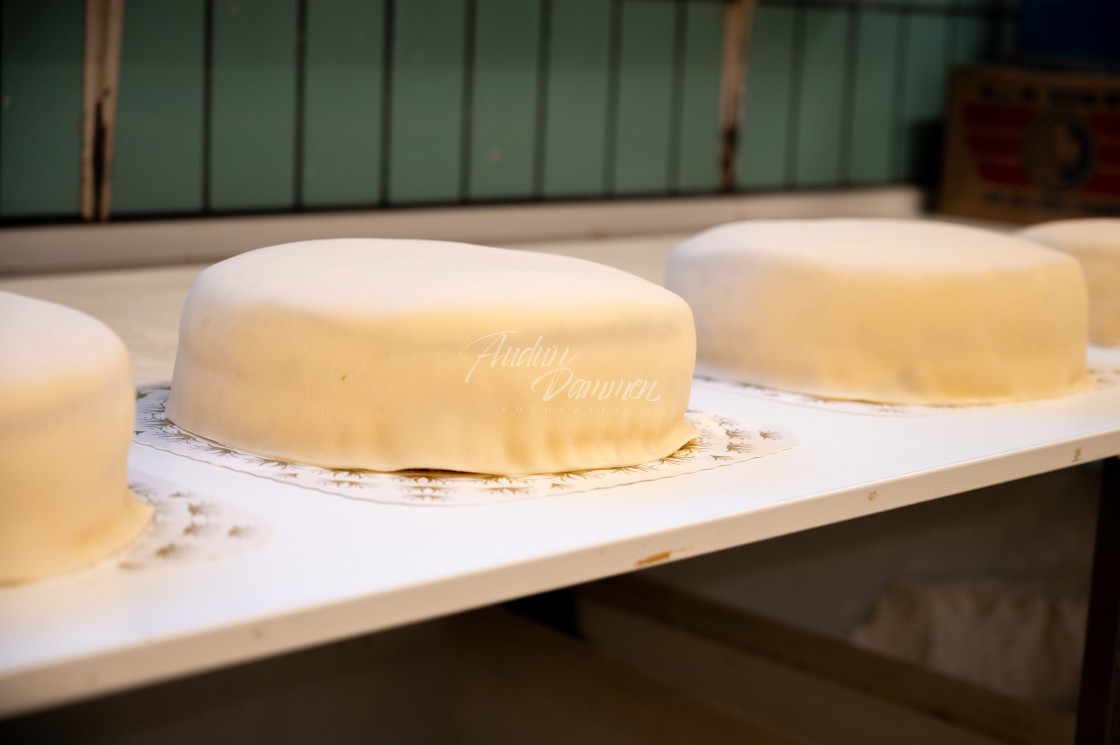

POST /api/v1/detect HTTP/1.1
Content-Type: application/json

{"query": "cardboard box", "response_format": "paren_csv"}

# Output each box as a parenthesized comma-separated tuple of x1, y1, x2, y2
(940, 65, 1120, 223)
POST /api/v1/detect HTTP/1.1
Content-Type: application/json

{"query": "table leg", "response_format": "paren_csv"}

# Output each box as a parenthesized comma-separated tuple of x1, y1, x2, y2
(1077, 456, 1120, 745)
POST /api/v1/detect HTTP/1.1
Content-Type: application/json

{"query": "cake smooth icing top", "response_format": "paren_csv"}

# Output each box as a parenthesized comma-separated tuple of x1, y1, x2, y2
(0, 291, 152, 584)
(666, 219, 1092, 405)
(167, 239, 698, 475)
(1017, 218, 1120, 346)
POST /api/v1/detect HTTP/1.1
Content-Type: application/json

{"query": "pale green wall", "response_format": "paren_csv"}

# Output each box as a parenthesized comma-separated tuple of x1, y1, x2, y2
(1, 0, 85, 218)
(0, 0, 1015, 220)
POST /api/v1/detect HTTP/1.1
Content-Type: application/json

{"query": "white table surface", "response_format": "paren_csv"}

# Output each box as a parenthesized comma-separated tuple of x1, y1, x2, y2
(2, 235, 1119, 718)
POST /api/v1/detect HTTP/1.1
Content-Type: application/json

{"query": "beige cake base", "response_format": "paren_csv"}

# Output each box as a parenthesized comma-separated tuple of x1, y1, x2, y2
(0, 292, 152, 585)
(666, 219, 1092, 406)
(167, 239, 697, 475)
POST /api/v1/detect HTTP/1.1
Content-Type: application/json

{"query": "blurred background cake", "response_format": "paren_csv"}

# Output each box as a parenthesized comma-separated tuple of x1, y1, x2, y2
(667, 219, 1091, 405)
(1017, 218, 1120, 346)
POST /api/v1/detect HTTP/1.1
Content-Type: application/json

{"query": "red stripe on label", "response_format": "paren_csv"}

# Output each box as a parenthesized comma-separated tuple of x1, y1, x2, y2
(1098, 144, 1120, 166)
(977, 162, 1030, 186)
(1084, 172, 1120, 196)
(966, 135, 1022, 156)
(963, 103, 1036, 128)
(1089, 112, 1120, 138)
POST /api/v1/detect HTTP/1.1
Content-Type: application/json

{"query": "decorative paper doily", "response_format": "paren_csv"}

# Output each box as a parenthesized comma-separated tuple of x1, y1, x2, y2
(113, 471, 274, 573)
(133, 385, 797, 506)
(0, 471, 276, 587)
(694, 365, 1120, 418)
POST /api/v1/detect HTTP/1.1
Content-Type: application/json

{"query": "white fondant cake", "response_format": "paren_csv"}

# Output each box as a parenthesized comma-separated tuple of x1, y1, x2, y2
(666, 219, 1092, 405)
(167, 239, 697, 475)
(0, 292, 151, 584)
(1017, 218, 1120, 346)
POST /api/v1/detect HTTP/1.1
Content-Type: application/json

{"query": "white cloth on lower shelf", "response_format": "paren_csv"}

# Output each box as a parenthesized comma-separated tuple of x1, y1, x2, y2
(850, 578, 1087, 711)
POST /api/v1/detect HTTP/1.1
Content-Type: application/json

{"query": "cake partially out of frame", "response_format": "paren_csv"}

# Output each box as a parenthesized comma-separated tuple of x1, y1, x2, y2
(666, 219, 1092, 405)
(167, 239, 698, 475)
(0, 292, 152, 585)
(1017, 218, 1120, 347)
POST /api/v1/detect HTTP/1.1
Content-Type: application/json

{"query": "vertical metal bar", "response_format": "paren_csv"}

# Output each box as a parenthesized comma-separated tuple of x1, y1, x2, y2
(98, 0, 123, 221)
(294, 0, 307, 209)
(202, 0, 214, 213)
(1076, 456, 1120, 745)
(719, 0, 755, 193)
(532, 0, 551, 199)
(81, 0, 104, 220)
(81, 0, 124, 221)
(378, 0, 395, 206)
(667, 0, 687, 194)
(603, 0, 623, 196)
(459, 0, 477, 203)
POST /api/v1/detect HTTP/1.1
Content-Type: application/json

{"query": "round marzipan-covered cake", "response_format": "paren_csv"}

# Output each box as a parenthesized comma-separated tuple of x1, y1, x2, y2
(1017, 218, 1120, 346)
(665, 219, 1092, 405)
(0, 292, 152, 584)
(167, 239, 698, 475)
